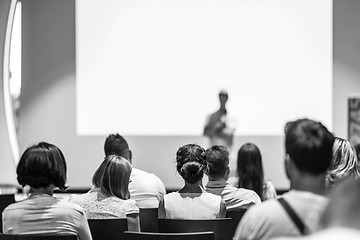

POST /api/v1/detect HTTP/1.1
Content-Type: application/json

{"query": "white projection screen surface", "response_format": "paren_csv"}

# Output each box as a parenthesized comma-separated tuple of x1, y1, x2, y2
(76, 0, 332, 136)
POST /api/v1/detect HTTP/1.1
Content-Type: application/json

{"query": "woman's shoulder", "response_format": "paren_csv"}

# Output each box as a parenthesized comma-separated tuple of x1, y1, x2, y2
(263, 180, 277, 200)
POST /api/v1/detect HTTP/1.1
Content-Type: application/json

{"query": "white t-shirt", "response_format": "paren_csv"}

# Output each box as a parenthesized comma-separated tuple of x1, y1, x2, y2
(129, 168, 166, 208)
(271, 227, 360, 240)
(234, 190, 329, 240)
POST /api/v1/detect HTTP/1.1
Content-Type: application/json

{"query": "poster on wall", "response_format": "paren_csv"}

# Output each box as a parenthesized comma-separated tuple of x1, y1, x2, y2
(348, 95, 360, 145)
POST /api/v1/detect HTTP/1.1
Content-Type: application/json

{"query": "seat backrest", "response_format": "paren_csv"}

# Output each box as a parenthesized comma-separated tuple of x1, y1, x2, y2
(88, 218, 128, 240)
(157, 218, 232, 240)
(139, 208, 158, 232)
(0, 194, 15, 233)
(225, 209, 247, 236)
(0, 234, 77, 240)
(124, 231, 214, 240)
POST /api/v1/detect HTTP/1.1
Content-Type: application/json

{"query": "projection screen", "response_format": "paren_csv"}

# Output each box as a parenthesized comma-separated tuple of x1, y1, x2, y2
(76, 0, 332, 136)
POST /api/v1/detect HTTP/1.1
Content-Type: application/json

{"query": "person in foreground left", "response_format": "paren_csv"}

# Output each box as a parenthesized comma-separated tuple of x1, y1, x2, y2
(2, 142, 92, 240)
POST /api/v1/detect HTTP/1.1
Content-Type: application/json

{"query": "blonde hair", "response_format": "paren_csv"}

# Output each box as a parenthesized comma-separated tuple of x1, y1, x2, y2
(92, 155, 132, 199)
(327, 138, 360, 187)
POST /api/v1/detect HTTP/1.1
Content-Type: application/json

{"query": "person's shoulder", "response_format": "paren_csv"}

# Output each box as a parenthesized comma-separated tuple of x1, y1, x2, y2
(235, 187, 261, 203)
(57, 197, 85, 212)
(202, 191, 222, 201)
(2, 200, 24, 213)
(132, 168, 165, 184)
(244, 197, 281, 217)
(68, 192, 92, 205)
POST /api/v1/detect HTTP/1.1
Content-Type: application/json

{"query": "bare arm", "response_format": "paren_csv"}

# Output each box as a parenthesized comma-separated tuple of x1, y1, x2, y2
(77, 213, 93, 240)
(218, 200, 226, 218)
(158, 198, 166, 218)
(127, 213, 140, 232)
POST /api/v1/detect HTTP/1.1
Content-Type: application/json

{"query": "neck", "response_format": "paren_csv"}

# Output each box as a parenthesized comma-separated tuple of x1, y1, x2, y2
(208, 176, 227, 182)
(30, 185, 55, 196)
(290, 173, 327, 196)
(179, 181, 204, 193)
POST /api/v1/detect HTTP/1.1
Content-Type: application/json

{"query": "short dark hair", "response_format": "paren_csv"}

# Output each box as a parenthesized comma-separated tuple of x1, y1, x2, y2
(176, 144, 206, 184)
(104, 133, 130, 159)
(285, 118, 334, 175)
(92, 155, 132, 200)
(17, 142, 67, 191)
(205, 145, 229, 179)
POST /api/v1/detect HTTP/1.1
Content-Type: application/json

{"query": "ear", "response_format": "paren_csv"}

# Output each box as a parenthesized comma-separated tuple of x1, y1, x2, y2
(284, 154, 291, 180)
(225, 166, 230, 178)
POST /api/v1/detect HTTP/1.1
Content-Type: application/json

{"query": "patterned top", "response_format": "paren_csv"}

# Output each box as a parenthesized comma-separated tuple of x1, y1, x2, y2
(163, 190, 223, 219)
(2, 194, 92, 240)
(69, 188, 139, 219)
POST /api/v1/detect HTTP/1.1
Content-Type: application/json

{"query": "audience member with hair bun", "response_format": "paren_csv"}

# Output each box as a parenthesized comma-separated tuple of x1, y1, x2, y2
(69, 155, 140, 231)
(326, 137, 360, 189)
(2, 142, 92, 240)
(158, 144, 226, 219)
(231, 143, 277, 201)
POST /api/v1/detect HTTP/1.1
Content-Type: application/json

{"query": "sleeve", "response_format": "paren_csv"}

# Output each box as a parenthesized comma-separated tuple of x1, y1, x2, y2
(125, 199, 140, 215)
(234, 208, 257, 240)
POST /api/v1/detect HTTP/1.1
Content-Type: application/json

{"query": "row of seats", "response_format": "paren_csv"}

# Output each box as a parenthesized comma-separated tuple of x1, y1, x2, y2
(0, 194, 247, 240)
(0, 218, 234, 240)
(0, 232, 215, 240)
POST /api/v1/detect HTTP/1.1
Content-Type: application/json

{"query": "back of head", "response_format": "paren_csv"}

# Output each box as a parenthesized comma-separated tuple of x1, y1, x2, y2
(320, 177, 360, 229)
(104, 133, 131, 160)
(92, 155, 132, 199)
(285, 118, 334, 175)
(176, 144, 206, 184)
(327, 137, 360, 187)
(236, 143, 264, 199)
(17, 142, 67, 191)
(205, 145, 229, 179)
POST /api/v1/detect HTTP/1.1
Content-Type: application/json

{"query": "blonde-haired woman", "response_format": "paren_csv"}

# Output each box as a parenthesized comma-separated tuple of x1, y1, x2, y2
(69, 155, 140, 231)
(327, 137, 360, 188)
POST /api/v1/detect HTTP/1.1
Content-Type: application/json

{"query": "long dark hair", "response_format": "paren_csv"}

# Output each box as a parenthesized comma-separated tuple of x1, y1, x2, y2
(237, 143, 264, 200)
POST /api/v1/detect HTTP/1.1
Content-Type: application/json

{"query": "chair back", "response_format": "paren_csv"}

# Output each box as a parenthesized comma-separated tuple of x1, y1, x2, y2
(0, 234, 77, 240)
(88, 218, 128, 240)
(158, 218, 232, 240)
(124, 231, 214, 240)
(225, 208, 247, 236)
(139, 208, 158, 232)
(0, 194, 15, 233)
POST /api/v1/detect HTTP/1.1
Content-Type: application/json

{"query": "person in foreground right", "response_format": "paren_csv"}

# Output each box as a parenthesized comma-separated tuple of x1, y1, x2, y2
(272, 178, 360, 240)
(234, 118, 335, 240)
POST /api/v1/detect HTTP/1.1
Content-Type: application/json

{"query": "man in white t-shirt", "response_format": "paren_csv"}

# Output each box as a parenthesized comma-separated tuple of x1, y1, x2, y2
(104, 133, 166, 208)
(234, 118, 335, 240)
